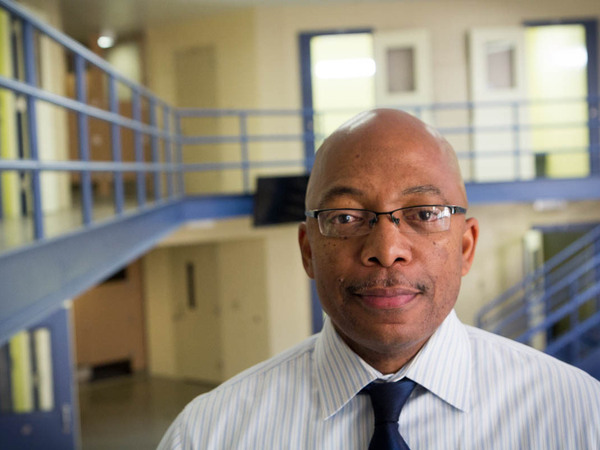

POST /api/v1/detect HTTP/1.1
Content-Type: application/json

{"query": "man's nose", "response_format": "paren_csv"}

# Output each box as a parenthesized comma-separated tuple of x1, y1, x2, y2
(360, 215, 413, 267)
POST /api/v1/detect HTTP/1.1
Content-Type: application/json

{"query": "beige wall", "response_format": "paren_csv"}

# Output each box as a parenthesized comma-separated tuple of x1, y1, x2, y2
(251, 0, 600, 109)
(143, 218, 311, 382)
(145, 8, 257, 108)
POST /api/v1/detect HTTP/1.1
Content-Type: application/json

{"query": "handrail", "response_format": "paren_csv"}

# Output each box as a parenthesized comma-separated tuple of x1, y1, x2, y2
(486, 252, 600, 336)
(476, 222, 600, 369)
(515, 282, 600, 346)
(477, 224, 600, 325)
(0, 0, 168, 108)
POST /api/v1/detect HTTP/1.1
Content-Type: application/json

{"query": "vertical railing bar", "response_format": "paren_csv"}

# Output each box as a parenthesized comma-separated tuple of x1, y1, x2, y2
(468, 102, 476, 182)
(22, 21, 44, 239)
(163, 105, 174, 199)
(239, 112, 250, 193)
(131, 89, 145, 207)
(175, 111, 185, 196)
(6, 13, 21, 223)
(149, 98, 161, 202)
(595, 237, 600, 313)
(108, 74, 124, 215)
(593, 93, 600, 175)
(513, 101, 520, 181)
(0, 168, 3, 220)
(302, 108, 314, 173)
(74, 54, 93, 226)
(568, 281, 580, 363)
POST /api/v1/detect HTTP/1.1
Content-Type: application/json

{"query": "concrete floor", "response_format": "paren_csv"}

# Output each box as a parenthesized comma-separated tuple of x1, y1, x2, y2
(78, 374, 215, 450)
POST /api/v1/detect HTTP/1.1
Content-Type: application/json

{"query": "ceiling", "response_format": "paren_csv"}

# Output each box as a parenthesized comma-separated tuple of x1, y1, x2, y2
(57, 0, 393, 42)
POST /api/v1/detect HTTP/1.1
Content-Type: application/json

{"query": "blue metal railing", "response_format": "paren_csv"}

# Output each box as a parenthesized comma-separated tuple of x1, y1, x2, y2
(1, 0, 600, 251)
(0, 0, 181, 243)
(477, 225, 600, 370)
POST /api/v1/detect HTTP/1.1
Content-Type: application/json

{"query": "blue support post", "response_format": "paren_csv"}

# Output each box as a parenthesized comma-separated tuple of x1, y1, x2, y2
(23, 21, 44, 239)
(175, 112, 185, 196)
(132, 90, 145, 207)
(310, 280, 323, 333)
(149, 98, 161, 201)
(239, 112, 250, 193)
(74, 54, 93, 225)
(108, 75, 124, 215)
(568, 282, 580, 363)
(163, 105, 174, 199)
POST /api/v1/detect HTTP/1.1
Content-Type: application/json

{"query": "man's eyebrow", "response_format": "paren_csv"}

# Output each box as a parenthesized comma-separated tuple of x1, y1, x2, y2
(317, 186, 365, 208)
(402, 184, 443, 196)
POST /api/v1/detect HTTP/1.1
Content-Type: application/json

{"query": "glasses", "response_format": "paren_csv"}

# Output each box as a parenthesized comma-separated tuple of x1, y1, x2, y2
(305, 205, 467, 237)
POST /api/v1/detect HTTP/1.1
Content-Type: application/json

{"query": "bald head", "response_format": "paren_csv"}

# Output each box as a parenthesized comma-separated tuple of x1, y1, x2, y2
(306, 108, 467, 209)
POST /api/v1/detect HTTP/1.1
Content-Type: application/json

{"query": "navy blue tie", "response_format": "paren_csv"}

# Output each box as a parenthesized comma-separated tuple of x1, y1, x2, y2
(362, 379, 416, 450)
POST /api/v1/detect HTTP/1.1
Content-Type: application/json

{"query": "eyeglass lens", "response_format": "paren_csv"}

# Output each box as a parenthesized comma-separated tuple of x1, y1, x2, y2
(318, 206, 454, 237)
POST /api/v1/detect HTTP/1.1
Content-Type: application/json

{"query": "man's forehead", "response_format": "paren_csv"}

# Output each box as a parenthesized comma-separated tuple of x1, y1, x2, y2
(307, 109, 467, 206)
(315, 183, 450, 209)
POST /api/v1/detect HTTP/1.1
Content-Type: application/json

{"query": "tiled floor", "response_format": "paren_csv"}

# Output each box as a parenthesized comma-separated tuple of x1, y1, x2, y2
(78, 374, 215, 450)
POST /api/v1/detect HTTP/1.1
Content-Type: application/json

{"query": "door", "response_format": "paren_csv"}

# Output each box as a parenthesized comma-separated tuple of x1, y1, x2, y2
(171, 244, 222, 383)
(0, 305, 79, 449)
(469, 27, 533, 182)
(300, 28, 433, 154)
(524, 20, 598, 178)
(174, 45, 221, 194)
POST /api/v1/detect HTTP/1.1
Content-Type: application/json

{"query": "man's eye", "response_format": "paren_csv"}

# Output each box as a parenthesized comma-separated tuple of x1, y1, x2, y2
(331, 213, 359, 224)
(407, 208, 440, 222)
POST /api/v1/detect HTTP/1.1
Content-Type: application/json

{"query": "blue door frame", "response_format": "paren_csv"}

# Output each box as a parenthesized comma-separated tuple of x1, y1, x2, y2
(524, 18, 600, 175)
(0, 306, 79, 449)
(298, 28, 373, 166)
(298, 28, 372, 333)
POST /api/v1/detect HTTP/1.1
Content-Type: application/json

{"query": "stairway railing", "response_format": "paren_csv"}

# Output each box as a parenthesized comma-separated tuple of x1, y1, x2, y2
(477, 224, 600, 369)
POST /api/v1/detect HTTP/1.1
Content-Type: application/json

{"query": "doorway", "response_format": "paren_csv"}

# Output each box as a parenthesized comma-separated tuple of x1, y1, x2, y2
(299, 28, 433, 158)
(525, 20, 599, 178)
(299, 29, 374, 157)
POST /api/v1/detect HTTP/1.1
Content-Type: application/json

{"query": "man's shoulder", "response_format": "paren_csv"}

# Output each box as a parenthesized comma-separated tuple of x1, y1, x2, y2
(157, 334, 321, 449)
(465, 324, 600, 391)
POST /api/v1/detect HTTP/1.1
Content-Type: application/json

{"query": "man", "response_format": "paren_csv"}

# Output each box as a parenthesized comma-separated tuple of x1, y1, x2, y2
(158, 109, 600, 449)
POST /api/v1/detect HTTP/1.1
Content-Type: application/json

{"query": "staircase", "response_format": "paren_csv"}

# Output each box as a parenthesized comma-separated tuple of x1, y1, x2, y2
(476, 225, 600, 380)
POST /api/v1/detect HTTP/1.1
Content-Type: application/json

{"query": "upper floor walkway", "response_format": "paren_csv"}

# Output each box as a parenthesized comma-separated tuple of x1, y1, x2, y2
(1, 0, 600, 343)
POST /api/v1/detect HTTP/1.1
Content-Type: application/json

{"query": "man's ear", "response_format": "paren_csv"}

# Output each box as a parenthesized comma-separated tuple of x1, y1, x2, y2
(461, 217, 479, 276)
(298, 222, 315, 278)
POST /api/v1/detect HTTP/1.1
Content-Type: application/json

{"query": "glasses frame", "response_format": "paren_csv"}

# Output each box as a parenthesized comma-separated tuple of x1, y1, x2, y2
(305, 205, 467, 237)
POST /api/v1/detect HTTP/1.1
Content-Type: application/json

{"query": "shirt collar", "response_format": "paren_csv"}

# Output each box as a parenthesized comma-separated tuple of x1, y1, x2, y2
(314, 317, 375, 419)
(313, 310, 471, 420)
(403, 310, 472, 412)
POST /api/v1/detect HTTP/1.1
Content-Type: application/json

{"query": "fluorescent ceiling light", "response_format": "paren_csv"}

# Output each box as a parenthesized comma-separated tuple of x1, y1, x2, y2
(97, 31, 115, 49)
(315, 58, 376, 79)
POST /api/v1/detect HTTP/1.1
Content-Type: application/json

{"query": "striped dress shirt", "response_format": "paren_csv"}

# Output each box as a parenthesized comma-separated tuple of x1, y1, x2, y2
(158, 310, 600, 449)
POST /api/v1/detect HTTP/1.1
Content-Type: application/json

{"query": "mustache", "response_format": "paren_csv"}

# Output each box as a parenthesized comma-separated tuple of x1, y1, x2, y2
(345, 276, 429, 295)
